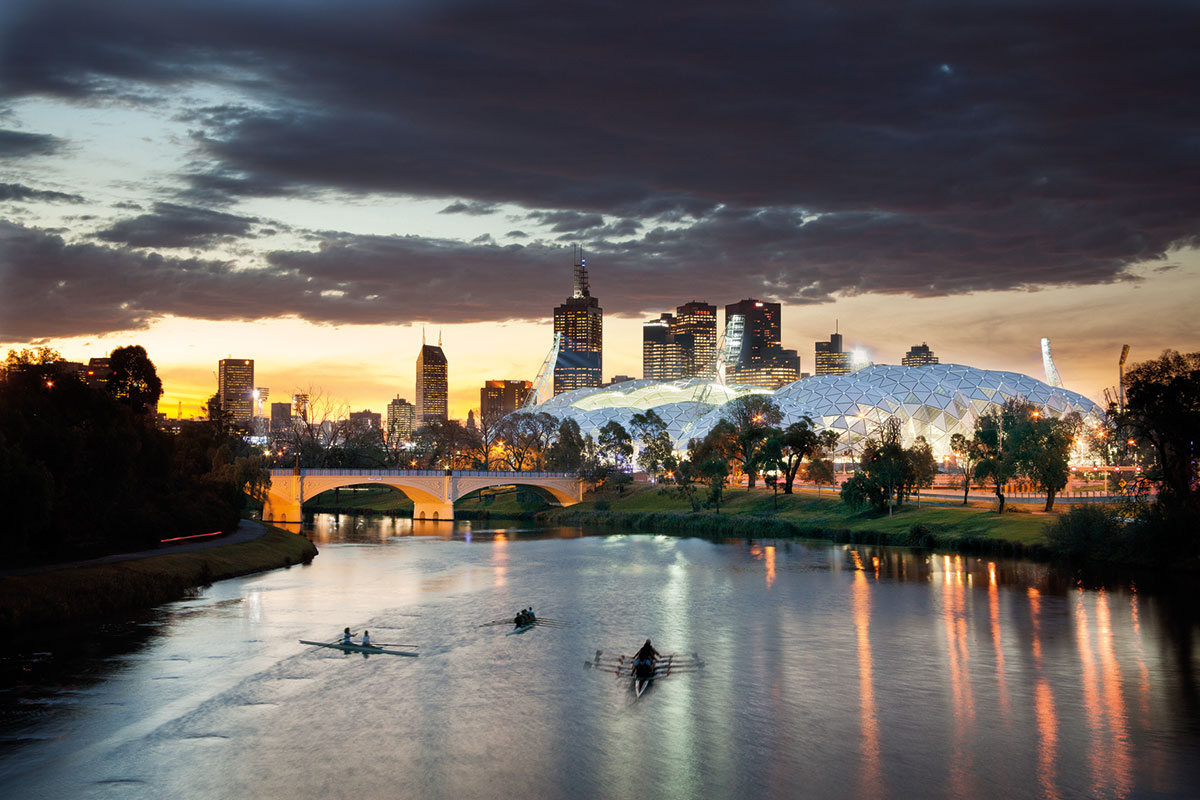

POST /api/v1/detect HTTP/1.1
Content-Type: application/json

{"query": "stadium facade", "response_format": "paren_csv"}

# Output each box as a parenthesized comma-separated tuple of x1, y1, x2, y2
(528, 363, 1104, 459)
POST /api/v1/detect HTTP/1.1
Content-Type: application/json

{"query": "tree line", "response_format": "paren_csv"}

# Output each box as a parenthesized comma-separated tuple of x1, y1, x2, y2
(1, 347, 268, 567)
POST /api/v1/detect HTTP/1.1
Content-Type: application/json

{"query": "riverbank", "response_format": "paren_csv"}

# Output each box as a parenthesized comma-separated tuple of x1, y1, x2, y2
(0, 522, 318, 636)
(538, 483, 1057, 559)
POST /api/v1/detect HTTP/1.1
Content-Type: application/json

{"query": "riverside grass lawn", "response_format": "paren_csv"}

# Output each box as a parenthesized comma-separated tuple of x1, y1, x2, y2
(311, 483, 1055, 548)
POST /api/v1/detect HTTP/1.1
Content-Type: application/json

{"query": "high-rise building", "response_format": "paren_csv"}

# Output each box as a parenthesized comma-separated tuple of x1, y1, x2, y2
(902, 343, 939, 367)
(386, 396, 416, 443)
(723, 299, 798, 388)
(643, 313, 688, 380)
(815, 330, 852, 376)
(218, 358, 255, 421)
(416, 338, 448, 424)
(349, 409, 382, 431)
(481, 379, 532, 420)
(270, 402, 292, 432)
(553, 245, 603, 395)
(674, 301, 717, 377)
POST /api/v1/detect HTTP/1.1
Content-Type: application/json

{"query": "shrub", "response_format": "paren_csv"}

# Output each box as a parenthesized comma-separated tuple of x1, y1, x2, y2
(1046, 505, 1129, 562)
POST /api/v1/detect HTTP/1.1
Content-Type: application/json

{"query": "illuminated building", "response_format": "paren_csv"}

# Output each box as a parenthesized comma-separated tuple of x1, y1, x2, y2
(387, 396, 416, 443)
(254, 387, 269, 416)
(416, 340, 448, 424)
(815, 330, 852, 376)
(481, 379, 532, 419)
(643, 313, 689, 380)
(218, 358, 254, 421)
(724, 299, 799, 388)
(674, 301, 717, 377)
(901, 343, 939, 367)
(349, 409, 382, 431)
(553, 245, 603, 395)
(85, 357, 111, 389)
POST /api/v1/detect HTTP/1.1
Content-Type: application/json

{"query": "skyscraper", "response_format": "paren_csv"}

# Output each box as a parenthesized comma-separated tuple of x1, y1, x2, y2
(553, 245, 603, 395)
(416, 337, 448, 424)
(254, 387, 269, 417)
(815, 329, 852, 376)
(218, 358, 254, 422)
(674, 301, 717, 377)
(270, 402, 292, 433)
(481, 380, 532, 420)
(386, 396, 416, 443)
(723, 299, 799, 388)
(902, 343, 939, 367)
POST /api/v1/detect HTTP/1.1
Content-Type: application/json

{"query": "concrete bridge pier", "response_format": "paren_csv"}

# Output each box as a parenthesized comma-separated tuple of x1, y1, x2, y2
(412, 501, 455, 522)
(263, 497, 303, 526)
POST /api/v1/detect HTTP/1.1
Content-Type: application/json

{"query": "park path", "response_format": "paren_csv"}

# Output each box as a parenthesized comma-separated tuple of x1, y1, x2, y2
(1, 519, 269, 577)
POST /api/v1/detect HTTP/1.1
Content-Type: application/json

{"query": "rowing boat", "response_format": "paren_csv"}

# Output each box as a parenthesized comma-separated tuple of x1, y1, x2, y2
(299, 640, 418, 657)
(585, 649, 705, 696)
(505, 622, 536, 636)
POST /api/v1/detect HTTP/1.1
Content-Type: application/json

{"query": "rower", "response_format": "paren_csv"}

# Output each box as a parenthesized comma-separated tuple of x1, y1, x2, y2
(342, 627, 352, 645)
(634, 639, 659, 664)
(361, 630, 371, 647)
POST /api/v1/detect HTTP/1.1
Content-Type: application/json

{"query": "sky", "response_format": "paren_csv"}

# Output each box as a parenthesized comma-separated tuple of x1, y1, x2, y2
(1, 0, 1198, 419)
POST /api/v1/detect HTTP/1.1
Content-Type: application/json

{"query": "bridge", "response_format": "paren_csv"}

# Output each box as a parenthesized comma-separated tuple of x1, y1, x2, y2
(262, 468, 585, 525)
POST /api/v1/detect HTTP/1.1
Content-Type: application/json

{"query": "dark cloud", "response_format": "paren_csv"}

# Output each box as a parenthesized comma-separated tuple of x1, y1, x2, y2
(0, 182, 83, 203)
(94, 202, 259, 248)
(440, 200, 498, 216)
(1, 0, 1198, 327)
(0, 128, 64, 157)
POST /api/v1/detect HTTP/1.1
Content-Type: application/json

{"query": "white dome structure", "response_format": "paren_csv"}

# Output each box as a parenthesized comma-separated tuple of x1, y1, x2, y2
(528, 364, 1104, 459)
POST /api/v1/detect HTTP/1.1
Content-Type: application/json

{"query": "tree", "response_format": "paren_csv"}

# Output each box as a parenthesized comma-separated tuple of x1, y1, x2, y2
(904, 436, 938, 507)
(973, 399, 1029, 513)
(859, 419, 908, 516)
(544, 418, 587, 473)
(1115, 350, 1200, 517)
(597, 420, 633, 471)
(807, 457, 836, 498)
(670, 457, 703, 511)
(949, 432, 980, 505)
(105, 345, 163, 417)
(721, 395, 783, 488)
(700, 458, 729, 513)
(630, 410, 677, 481)
(497, 412, 558, 471)
(840, 471, 885, 511)
(774, 418, 819, 493)
(1007, 412, 1078, 511)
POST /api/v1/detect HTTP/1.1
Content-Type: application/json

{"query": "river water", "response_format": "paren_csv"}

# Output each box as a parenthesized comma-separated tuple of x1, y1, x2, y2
(2, 515, 1198, 800)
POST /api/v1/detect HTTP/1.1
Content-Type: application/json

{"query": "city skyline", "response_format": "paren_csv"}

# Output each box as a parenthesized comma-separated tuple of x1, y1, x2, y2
(1, 1, 1197, 418)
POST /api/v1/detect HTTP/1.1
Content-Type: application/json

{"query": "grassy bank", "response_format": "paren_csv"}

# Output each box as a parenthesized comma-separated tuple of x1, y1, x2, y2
(306, 485, 551, 521)
(0, 526, 318, 636)
(538, 483, 1055, 559)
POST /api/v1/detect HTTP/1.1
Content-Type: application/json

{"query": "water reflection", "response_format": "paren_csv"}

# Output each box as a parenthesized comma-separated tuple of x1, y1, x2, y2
(2, 519, 1199, 800)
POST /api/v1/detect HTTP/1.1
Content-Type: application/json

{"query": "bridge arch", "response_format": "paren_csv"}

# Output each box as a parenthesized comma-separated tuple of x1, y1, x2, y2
(263, 469, 583, 524)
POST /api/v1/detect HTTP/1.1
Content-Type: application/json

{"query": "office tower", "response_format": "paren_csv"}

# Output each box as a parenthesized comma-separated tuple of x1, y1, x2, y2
(815, 329, 852, 376)
(254, 387, 269, 417)
(386, 396, 416, 443)
(349, 409, 382, 431)
(608, 375, 635, 385)
(674, 301, 717, 377)
(416, 337, 448, 424)
(270, 402, 292, 432)
(292, 393, 310, 422)
(902, 343, 939, 367)
(643, 313, 684, 380)
(481, 379, 532, 420)
(553, 245, 603, 395)
(723, 299, 798, 388)
(218, 358, 255, 421)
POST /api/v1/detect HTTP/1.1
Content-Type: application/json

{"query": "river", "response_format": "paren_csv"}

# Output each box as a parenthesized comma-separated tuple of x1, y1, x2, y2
(2, 515, 1198, 799)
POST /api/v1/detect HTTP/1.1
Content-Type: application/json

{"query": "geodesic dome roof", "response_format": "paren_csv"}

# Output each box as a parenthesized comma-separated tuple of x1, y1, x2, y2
(528, 364, 1104, 458)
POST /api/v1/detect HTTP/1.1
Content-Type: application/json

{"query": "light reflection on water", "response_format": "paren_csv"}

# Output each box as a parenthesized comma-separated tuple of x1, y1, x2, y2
(0, 514, 1198, 800)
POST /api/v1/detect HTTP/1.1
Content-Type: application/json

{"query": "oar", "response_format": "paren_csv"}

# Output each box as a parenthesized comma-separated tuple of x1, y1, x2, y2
(371, 643, 420, 649)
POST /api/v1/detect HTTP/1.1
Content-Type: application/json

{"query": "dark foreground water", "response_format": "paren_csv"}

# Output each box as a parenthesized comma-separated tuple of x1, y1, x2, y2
(2, 515, 1198, 799)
